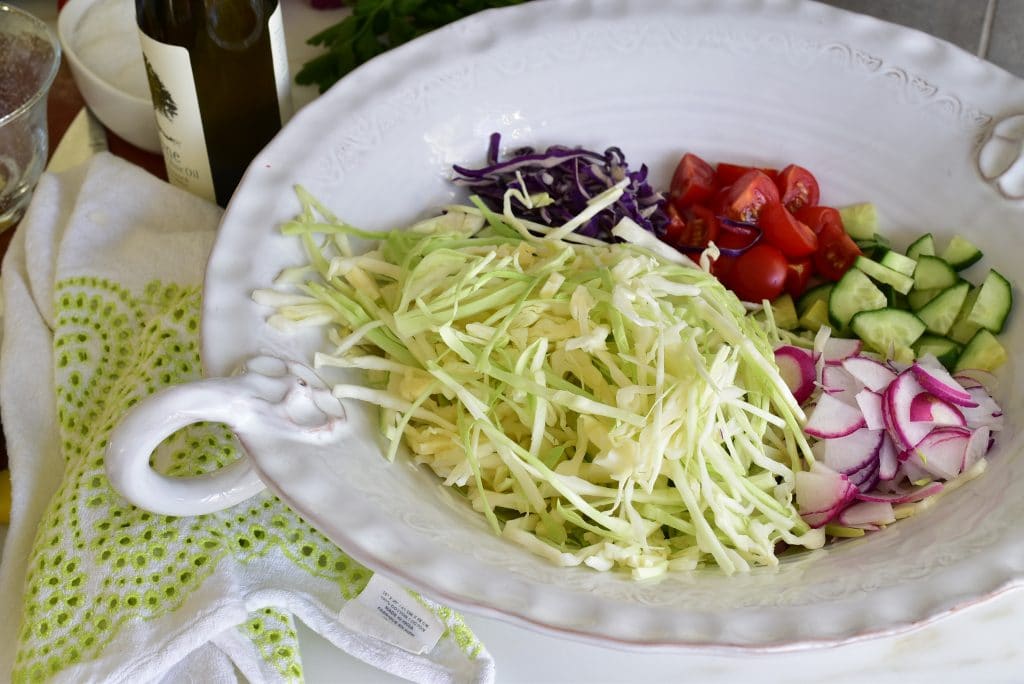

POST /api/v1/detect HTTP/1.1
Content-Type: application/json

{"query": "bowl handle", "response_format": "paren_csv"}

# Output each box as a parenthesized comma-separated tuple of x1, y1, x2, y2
(105, 356, 348, 516)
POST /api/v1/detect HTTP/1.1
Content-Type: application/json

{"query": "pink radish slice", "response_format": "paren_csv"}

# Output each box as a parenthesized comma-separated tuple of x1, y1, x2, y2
(823, 427, 883, 475)
(911, 355, 978, 407)
(908, 392, 966, 426)
(842, 356, 897, 392)
(964, 425, 991, 471)
(960, 387, 1004, 431)
(909, 426, 971, 480)
(838, 501, 895, 527)
(856, 480, 943, 504)
(953, 369, 998, 393)
(805, 392, 866, 439)
(856, 390, 885, 430)
(822, 337, 863, 365)
(795, 463, 858, 528)
(774, 345, 817, 405)
(821, 365, 862, 404)
(883, 370, 938, 452)
(878, 434, 899, 480)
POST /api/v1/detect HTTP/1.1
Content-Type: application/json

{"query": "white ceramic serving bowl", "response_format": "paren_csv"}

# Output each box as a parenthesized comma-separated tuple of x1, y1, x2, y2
(57, 0, 160, 152)
(106, 0, 1024, 651)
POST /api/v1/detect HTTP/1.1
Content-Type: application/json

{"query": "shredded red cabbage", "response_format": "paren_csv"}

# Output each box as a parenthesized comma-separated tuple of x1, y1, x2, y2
(452, 133, 667, 241)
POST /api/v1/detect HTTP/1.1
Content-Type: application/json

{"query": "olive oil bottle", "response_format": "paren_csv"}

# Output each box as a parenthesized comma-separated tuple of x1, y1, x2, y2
(136, 0, 292, 206)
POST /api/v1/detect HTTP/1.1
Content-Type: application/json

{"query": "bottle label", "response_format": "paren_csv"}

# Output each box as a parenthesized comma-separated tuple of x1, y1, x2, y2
(139, 31, 217, 202)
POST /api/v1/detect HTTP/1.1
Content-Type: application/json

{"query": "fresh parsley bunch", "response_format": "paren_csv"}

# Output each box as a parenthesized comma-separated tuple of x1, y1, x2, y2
(296, 0, 528, 93)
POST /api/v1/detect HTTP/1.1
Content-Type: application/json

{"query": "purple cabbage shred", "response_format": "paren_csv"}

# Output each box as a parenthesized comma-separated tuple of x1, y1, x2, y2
(452, 133, 668, 241)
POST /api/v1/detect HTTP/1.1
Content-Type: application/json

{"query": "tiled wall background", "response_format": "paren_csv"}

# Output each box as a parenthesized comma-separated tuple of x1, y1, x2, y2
(821, 0, 1023, 77)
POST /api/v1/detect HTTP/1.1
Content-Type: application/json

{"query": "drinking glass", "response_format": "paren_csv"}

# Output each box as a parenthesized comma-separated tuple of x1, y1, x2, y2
(0, 3, 61, 230)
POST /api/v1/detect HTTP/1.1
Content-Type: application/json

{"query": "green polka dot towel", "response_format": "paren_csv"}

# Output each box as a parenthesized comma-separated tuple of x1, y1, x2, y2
(0, 154, 494, 684)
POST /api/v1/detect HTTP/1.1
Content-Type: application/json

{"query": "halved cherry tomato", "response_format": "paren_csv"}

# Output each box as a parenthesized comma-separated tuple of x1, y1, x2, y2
(794, 205, 843, 236)
(775, 164, 820, 213)
(814, 222, 862, 281)
(716, 163, 778, 187)
(784, 258, 813, 298)
(662, 204, 718, 250)
(669, 153, 718, 211)
(721, 170, 780, 223)
(729, 244, 788, 302)
(757, 201, 818, 259)
(710, 218, 759, 284)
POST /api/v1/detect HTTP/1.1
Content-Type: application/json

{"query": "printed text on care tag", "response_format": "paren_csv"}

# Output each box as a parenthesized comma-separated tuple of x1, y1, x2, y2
(337, 573, 445, 655)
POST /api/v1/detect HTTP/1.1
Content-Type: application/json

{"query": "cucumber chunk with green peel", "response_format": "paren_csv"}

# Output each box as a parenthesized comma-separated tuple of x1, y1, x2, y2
(967, 269, 1013, 333)
(797, 282, 833, 316)
(913, 254, 959, 291)
(916, 281, 970, 336)
(955, 329, 1007, 372)
(799, 299, 830, 331)
(913, 334, 963, 370)
(905, 233, 935, 261)
(850, 309, 927, 357)
(908, 287, 942, 311)
(879, 250, 917, 277)
(838, 202, 878, 240)
(948, 288, 981, 344)
(829, 268, 888, 333)
(940, 235, 983, 271)
(770, 294, 799, 330)
(855, 255, 915, 294)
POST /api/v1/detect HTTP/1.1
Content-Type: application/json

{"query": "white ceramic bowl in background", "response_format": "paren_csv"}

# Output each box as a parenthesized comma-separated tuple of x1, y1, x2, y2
(56, 0, 160, 152)
(107, 0, 1024, 652)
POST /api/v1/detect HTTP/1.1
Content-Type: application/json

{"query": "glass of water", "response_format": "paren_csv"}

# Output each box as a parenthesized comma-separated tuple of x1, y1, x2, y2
(0, 3, 61, 231)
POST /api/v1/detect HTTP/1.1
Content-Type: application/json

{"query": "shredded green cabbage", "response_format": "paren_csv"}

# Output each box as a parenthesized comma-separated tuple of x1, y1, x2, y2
(255, 188, 825, 577)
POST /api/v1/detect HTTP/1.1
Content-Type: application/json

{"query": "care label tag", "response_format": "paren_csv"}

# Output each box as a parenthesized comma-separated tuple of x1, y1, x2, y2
(337, 573, 445, 655)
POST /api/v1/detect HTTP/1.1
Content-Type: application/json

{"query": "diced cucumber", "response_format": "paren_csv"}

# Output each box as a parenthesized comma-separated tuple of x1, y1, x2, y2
(966, 269, 1013, 333)
(948, 288, 981, 344)
(879, 250, 917, 277)
(913, 254, 958, 291)
(838, 203, 879, 241)
(905, 233, 935, 261)
(770, 294, 799, 330)
(855, 255, 915, 294)
(940, 235, 983, 271)
(854, 234, 890, 258)
(799, 299, 830, 331)
(908, 287, 942, 311)
(916, 281, 970, 336)
(850, 309, 927, 357)
(887, 287, 909, 310)
(829, 268, 888, 333)
(797, 282, 834, 316)
(955, 329, 1007, 372)
(913, 334, 963, 370)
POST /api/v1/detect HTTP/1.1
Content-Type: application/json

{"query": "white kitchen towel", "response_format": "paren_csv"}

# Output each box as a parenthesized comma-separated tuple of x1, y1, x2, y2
(0, 152, 495, 684)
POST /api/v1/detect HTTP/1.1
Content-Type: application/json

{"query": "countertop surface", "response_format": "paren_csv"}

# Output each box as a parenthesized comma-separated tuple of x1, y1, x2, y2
(3, 1, 1024, 682)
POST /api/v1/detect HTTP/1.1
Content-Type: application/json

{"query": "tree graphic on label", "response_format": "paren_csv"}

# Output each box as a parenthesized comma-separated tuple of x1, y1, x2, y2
(144, 55, 178, 120)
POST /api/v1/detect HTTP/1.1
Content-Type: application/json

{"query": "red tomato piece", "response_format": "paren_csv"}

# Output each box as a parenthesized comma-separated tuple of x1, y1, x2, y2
(729, 244, 789, 302)
(669, 153, 718, 211)
(662, 204, 719, 251)
(662, 204, 687, 246)
(722, 170, 780, 223)
(814, 222, 863, 281)
(784, 258, 813, 298)
(794, 205, 843, 236)
(757, 201, 818, 259)
(716, 163, 778, 187)
(775, 164, 820, 213)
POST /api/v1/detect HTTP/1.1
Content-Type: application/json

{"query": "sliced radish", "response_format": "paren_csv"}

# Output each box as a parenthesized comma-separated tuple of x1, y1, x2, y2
(911, 355, 978, 407)
(821, 365, 862, 404)
(838, 501, 895, 527)
(856, 480, 943, 504)
(842, 356, 897, 392)
(964, 425, 991, 471)
(909, 426, 971, 480)
(961, 387, 1004, 431)
(795, 463, 858, 528)
(953, 369, 998, 393)
(855, 389, 885, 430)
(878, 434, 899, 480)
(823, 427, 882, 475)
(908, 392, 965, 426)
(804, 392, 866, 439)
(822, 337, 863, 365)
(774, 345, 817, 405)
